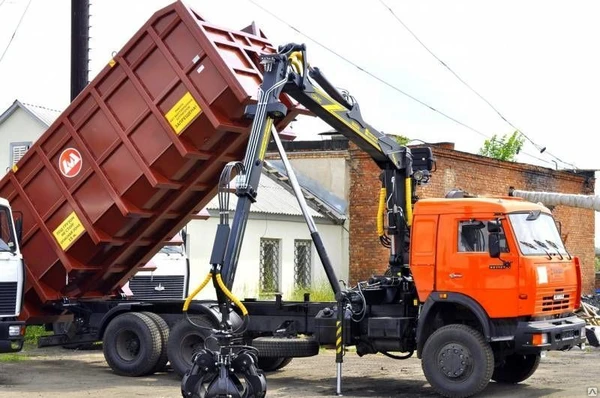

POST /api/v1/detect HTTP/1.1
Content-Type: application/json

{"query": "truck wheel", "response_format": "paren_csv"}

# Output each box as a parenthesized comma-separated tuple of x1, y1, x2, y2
(492, 353, 541, 384)
(252, 336, 319, 357)
(102, 312, 162, 377)
(140, 311, 170, 373)
(167, 315, 215, 378)
(257, 357, 293, 372)
(421, 324, 494, 398)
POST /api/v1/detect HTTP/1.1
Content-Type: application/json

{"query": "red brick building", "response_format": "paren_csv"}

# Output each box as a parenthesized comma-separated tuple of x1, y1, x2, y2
(267, 139, 596, 294)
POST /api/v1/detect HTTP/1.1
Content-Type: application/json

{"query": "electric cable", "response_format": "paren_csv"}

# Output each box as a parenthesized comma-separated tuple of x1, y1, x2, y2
(246, 0, 489, 140)
(245, 0, 556, 167)
(0, 0, 33, 66)
(378, 0, 579, 169)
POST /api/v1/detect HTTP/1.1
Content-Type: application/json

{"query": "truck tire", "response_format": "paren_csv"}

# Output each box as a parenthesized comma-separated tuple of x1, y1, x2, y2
(140, 311, 170, 373)
(257, 356, 293, 372)
(102, 312, 162, 377)
(252, 336, 319, 358)
(421, 324, 494, 398)
(491, 353, 541, 384)
(167, 315, 216, 378)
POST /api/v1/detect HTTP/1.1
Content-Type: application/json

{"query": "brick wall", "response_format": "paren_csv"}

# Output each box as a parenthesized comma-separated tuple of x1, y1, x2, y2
(348, 142, 596, 293)
(266, 139, 596, 294)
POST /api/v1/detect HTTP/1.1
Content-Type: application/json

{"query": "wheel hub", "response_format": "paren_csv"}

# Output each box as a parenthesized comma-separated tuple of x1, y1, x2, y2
(437, 343, 471, 379)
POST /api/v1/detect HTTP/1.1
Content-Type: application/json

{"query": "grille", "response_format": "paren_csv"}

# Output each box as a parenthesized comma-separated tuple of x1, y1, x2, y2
(535, 287, 575, 315)
(0, 282, 18, 315)
(260, 238, 280, 294)
(294, 239, 312, 288)
(128, 275, 185, 300)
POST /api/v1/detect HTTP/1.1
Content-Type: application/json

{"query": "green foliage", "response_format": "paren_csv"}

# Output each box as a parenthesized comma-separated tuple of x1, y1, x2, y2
(386, 134, 410, 146)
(0, 353, 27, 362)
(24, 325, 51, 347)
(595, 255, 600, 272)
(478, 130, 525, 162)
(286, 279, 335, 302)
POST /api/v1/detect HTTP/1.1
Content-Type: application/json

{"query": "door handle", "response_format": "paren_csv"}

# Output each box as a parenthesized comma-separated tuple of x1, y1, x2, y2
(449, 273, 463, 279)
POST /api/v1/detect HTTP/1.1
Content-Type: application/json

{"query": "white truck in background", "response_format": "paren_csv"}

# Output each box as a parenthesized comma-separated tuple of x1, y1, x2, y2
(123, 229, 191, 301)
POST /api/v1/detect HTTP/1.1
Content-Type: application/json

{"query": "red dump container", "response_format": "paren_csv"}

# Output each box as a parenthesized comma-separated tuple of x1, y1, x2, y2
(0, 0, 300, 323)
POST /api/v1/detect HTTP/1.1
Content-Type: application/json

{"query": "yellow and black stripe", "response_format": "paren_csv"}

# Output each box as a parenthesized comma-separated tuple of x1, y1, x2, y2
(311, 88, 381, 151)
(335, 320, 343, 361)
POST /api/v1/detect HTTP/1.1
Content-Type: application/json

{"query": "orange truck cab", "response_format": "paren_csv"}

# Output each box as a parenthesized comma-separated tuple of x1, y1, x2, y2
(411, 195, 586, 359)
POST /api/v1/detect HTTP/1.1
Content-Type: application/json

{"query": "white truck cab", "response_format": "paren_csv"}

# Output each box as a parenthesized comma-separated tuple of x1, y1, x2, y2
(0, 198, 26, 352)
(122, 232, 190, 300)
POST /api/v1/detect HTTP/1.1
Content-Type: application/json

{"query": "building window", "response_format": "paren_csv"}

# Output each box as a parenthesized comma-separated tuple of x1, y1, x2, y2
(294, 239, 312, 288)
(260, 238, 280, 294)
(10, 142, 32, 167)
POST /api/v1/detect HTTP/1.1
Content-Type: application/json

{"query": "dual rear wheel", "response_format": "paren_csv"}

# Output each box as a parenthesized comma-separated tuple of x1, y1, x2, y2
(102, 312, 300, 378)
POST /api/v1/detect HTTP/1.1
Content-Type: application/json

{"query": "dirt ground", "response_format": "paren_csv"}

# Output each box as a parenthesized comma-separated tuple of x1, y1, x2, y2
(0, 346, 599, 398)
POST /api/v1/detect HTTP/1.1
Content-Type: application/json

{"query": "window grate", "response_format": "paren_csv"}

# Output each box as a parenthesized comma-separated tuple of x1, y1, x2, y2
(260, 238, 280, 294)
(10, 142, 31, 166)
(294, 239, 312, 288)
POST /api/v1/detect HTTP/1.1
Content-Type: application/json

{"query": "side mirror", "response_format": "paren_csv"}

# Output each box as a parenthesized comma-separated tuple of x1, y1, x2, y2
(13, 211, 23, 245)
(489, 233, 500, 258)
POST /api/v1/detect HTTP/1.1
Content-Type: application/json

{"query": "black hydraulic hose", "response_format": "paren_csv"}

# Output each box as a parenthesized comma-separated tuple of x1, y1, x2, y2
(381, 350, 413, 360)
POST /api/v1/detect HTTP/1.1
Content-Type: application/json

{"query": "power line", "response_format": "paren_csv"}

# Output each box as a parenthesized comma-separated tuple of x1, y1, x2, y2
(245, 0, 554, 167)
(246, 0, 489, 140)
(0, 0, 33, 66)
(0, 0, 7, 9)
(378, 0, 578, 169)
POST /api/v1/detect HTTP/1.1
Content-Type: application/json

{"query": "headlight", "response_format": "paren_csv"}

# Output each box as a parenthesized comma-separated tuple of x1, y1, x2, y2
(413, 170, 424, 181)
(8, 325, 22, 337)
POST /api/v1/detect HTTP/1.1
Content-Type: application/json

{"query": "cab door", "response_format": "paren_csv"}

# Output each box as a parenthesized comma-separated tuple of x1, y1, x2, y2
(436, 214, 519, 318)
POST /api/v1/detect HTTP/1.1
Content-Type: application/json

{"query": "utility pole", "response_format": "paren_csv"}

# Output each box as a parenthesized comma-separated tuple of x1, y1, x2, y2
(70, 0, 90, 101)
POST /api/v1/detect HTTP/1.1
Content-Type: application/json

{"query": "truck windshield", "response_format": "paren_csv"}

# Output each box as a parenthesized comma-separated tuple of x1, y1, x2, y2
(508, 212, 567, 256)
(0, 205, 16, 253)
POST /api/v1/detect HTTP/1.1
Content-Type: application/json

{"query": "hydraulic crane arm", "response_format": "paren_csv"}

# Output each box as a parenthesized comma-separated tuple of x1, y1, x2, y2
(240, 43, 434, 277)
(182, 42, 434, 398)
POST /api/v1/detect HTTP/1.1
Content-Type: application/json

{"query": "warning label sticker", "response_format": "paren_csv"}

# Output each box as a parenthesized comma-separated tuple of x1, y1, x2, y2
(53, 211, 85, 250)
(165, 91, 202, 135)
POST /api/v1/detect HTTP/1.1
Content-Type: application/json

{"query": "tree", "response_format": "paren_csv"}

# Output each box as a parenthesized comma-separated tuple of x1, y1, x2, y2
(478, 131, 525, 162)
(387, 134, 410, 146)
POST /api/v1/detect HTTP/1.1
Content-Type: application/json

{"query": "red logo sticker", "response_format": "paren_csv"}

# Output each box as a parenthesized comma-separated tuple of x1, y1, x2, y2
(58, 148, 83, 178)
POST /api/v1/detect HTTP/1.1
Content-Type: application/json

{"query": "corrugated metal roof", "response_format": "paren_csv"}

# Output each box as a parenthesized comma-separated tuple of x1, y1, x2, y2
(21, 102, 61, 127)
(205, 173, 324, 218)
(0, 100, 61, 128)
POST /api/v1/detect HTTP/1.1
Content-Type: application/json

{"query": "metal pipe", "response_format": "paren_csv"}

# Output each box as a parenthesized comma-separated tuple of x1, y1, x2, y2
(271, 126, 341, 296)
(336, 362, 343, 396)
(511, 189, 600, 212)
(270, 125, 317, 233)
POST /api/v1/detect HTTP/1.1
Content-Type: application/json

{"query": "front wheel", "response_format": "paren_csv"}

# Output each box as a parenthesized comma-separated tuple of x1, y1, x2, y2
(421, 324, 494, 398)
(492, 353, 540, 384)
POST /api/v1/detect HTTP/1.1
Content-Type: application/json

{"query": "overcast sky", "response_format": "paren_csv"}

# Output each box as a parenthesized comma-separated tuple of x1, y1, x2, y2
(0, 0, 599, 242)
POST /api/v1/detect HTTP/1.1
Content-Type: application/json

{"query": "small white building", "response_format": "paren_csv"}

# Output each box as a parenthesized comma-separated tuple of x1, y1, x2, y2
(187, 164, 348, 300)
(0, 100, 349, 300)
(0, 100, 61, 173)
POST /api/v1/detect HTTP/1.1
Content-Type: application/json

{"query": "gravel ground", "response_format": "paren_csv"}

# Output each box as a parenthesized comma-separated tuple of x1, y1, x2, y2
(1, 346, 599, 398)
